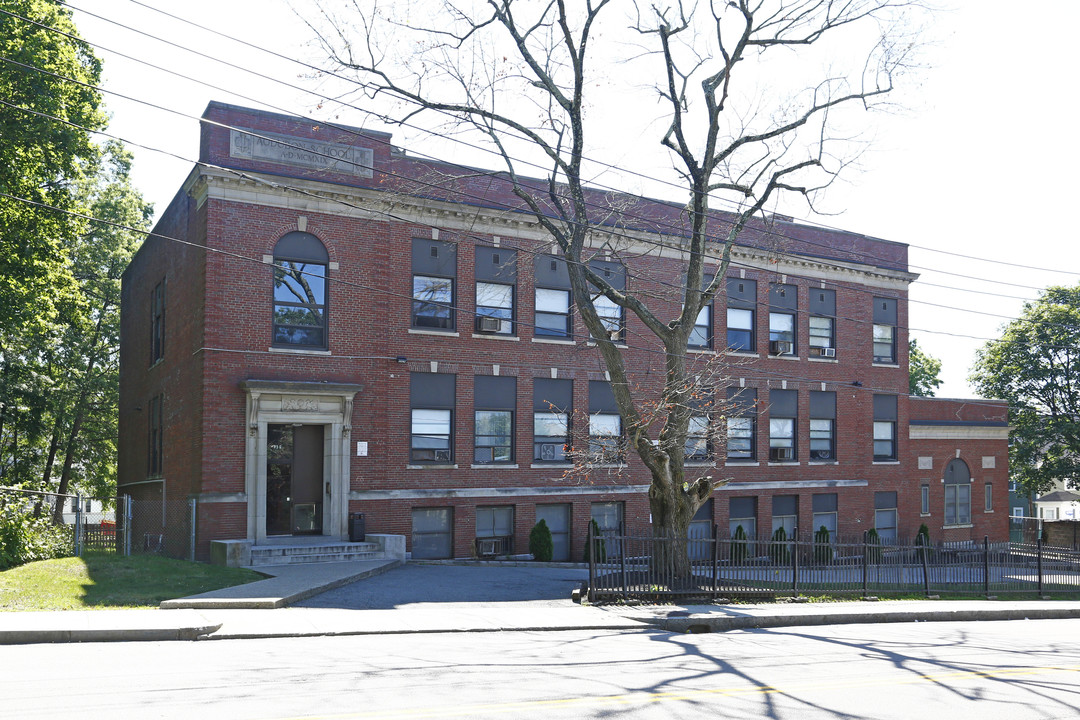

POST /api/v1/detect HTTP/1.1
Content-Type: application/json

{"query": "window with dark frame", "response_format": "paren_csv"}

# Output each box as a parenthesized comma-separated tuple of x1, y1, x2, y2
(151, 279, 165, 363)
(534, 254, 573, 338)
(808, 288, 836, 357)
(726, 387, 757, 461)
(412, 238, 457, 330)
(768, 283, 796, 355)
(729, 496, 757, 539)
(589, 380, 623, 463)
(685, 414, 710, 461)
(921, 484, 930, 514)
(148, 394, 163, 477)
(809, 390, 836, 461)
(410, 373, 455, 463)
(476, 506, 514, 545)
(769, 389, 797, 462)
(474, 376, 515, 464)
(726, 277, 757, 352)
(872, 296, 898, 364)
(812, 493, 838, 540)
(533, 378, 572, 463)
(772, 495, 798, 536)
(589, 260, 626, 342)
(985, 482, 993, 512)
(872, 394, 898, 460)
(475, 246, 516, 334)
(688, 273, 715, 349)
(272, 232, 329, 349)
(944, 458, 972, 525)
(874, 491, 898, 544)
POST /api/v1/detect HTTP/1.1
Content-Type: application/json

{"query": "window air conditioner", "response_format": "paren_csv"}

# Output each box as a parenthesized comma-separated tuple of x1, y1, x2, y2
(477, 316, 502, 333)
(539, 443, 560, 461)
(820, 347, 836, 358)
(769, 340, 793, 356)
(771, 447, 794, 461)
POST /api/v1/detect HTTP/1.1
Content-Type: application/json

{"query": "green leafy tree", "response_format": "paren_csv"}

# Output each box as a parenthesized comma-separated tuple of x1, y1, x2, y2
(908, 339, 943, 397)
(970, 284, 1080, 496)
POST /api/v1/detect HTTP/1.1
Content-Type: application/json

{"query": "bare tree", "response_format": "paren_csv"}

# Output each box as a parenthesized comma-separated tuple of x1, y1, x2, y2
(308, 0, 925, 577)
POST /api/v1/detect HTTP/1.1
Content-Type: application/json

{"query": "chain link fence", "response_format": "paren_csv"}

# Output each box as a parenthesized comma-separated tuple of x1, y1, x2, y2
(1, 487, 196, 564)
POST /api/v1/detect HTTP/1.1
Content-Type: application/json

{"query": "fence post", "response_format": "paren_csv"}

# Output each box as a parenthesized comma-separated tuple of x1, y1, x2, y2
(920, 536, 930, 597)
(983, 535, 990, 598)
(791, 525, 799, 594)
(74, 493, 83, 557)
(1037, 536, 1044, 597)
(712, 523, 719, 600)
(189, 498, 197, 562)
(123, 495, 133, 557)
(587, 521, 596, 603)
(862, 531, 869, 598)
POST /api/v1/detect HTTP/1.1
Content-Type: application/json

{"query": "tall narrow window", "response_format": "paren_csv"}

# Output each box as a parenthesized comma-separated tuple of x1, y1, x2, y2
(808, 288, 836, 357)
(534, 254, 572, 338)
(726, 387, 757, 461)
(873, 394, 898, 460)
(410, 373, 455, 463)
(688, 273, 715, 349)
(809, 391, 836, 461)
(589, 380, 623, 463)
(534, 378, 572, 463)
(872, 297, 898, 364)
(474, 376, 515, 464)
(726, 277, 757, 352)
(772, 495, 798, 536)
(812, 494, 838, 538)
(921, 485, 930, 514)
(151, 279, 165, 363)
(985, 482, 994, 512)
(475, 246, 516, 334)
(685, 415, 710, 461)
(768, 283, 797, 355)
(272, 232, 328, 348)
(589, 260, 626, 342)
(148, 394, 163, 477)
(769, 389, 797, 462)
(412, 238, 457, 330)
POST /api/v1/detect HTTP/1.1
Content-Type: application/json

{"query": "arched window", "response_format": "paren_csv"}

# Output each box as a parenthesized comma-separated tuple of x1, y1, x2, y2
(944, 458, 972, 525)
(272, 232, 328, 348)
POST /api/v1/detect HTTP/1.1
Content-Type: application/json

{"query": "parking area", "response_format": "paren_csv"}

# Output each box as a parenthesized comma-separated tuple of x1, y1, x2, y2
(295, 563, 589, 610)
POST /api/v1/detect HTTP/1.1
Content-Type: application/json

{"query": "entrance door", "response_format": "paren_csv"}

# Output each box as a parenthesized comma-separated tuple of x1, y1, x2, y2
(266, 424, 325, 536)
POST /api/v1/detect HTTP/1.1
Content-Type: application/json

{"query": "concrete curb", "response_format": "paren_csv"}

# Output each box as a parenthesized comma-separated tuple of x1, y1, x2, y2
(624, 605, 1080, 633)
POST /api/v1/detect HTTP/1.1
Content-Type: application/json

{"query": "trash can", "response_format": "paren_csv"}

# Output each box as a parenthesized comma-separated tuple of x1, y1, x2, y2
(349, 512, 366, 542)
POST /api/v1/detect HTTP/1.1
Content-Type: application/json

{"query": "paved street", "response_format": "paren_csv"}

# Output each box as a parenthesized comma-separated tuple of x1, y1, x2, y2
(294, 563, 589, 609)
(5, 619, 1080, 719)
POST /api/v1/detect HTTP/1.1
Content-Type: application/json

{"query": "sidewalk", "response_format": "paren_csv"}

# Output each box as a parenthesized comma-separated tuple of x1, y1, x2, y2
(4, 560, 1080, 645)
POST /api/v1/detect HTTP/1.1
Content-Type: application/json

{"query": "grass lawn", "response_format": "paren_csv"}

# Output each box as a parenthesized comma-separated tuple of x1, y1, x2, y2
(0, 553, 264, 611)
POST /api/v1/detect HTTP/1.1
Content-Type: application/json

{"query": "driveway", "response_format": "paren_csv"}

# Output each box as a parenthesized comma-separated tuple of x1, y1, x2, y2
(295, 563, 589, 610)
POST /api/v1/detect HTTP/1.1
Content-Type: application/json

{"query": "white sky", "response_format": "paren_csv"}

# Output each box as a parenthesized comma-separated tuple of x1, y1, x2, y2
(69, 0, 1080, 399)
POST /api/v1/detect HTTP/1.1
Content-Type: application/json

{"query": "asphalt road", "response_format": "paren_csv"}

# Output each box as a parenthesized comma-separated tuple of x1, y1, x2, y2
(5, 619, 1080, 719)
(294, 563, 590, 608)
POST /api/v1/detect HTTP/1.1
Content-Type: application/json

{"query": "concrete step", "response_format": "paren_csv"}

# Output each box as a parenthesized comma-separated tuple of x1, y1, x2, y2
(249, 542, 385, 567)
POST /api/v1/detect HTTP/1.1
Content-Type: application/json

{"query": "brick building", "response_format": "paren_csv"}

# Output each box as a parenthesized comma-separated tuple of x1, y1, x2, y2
(118, 102, 1010, 561)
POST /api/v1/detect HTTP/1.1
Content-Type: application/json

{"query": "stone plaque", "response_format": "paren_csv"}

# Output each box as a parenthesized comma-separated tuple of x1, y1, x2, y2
(917, 456, 933, 470)
(982, 456, 996, 469)
(282, 396, 320, 412)
(230, 129, 373, 178)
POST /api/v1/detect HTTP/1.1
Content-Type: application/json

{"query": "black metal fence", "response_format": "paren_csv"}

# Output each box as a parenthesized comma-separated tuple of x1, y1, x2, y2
(587, 526, 1080, 603)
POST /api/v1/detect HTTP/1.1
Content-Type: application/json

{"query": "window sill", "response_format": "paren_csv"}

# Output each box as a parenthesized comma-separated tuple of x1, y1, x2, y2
(808, 461, 839, 466)
(585, 341, 627, 348)
(268, 346, 331, 356)
(531, 462, 572, 469)
(767, 461, 801, 467)
(807, 357, 838, 364)
(409, 329, 460, 337)
(149, 358, 165, 370)
(687, 348, 716, 355)
(872, 460, 901, 465)
(872, 362, 900, 369)
(725, 460, 760, 467)
(471, 464, 519, 469)
(725, 350, 759, 358)
(943, 523, 974, 529)
(406, 464, 459, 470)
(920, 513, 932, 517)
(471, 333, 520, 341)
(532, 337, 576, 345)
(591, 463, 628, 469)
(768, 354, 800, 361)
